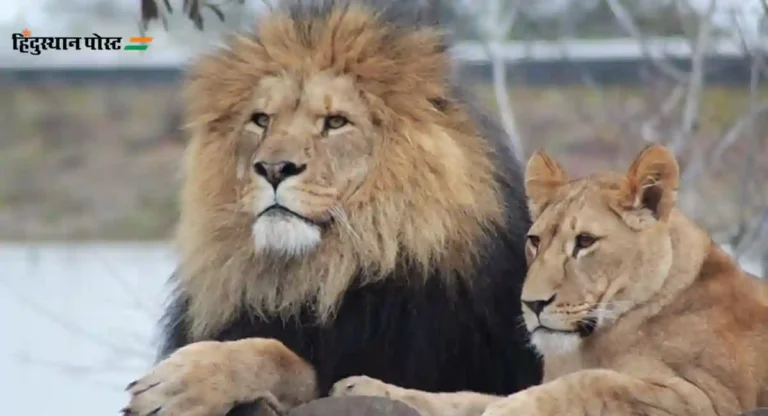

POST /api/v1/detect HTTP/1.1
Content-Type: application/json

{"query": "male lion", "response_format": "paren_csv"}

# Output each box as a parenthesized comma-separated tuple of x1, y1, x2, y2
(333, 144, 768, 416)
(121, 0, 542, 415)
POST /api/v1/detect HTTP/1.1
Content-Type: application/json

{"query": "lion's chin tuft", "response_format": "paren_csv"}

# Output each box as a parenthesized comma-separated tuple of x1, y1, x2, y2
(530, 330, 582, 357)
(252, 212, 322, 257)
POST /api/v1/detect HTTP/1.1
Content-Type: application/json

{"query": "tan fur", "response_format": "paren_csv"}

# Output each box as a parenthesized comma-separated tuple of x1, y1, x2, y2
(332, 144, 768, 416)
(331, 375, 499, 415)
(176, 3, 505, 339)
(123, 339, 316, 416)
(121, 4, 513, 415)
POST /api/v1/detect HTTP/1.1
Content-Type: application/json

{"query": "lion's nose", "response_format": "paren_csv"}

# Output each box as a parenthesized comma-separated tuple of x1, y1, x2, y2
(522, 294, 556, 316)
(253, 161, 307, 188)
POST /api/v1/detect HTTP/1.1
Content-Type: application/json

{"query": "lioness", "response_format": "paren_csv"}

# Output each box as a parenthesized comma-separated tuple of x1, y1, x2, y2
(332, 144, 768, 416)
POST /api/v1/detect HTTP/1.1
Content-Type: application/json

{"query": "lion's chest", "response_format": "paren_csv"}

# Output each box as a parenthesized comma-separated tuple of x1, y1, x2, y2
(164, 214, 543, 397)
(208, 274, 542, 396)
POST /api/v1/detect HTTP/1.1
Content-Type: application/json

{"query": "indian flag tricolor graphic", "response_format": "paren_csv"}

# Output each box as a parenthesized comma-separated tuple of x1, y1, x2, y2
(124, 37, 152, 51)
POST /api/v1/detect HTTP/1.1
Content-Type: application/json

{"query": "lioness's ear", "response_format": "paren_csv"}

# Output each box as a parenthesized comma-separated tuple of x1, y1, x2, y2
(617, 144, 679, 229)
(525, 150, 568, 219)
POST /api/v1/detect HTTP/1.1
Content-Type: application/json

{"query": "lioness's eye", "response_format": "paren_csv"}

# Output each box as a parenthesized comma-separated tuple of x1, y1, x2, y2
(323, 115, 349, 130)
(575, 233, 598, 249)
(251, 112, 270, 128)
(526, 235, 540, 249)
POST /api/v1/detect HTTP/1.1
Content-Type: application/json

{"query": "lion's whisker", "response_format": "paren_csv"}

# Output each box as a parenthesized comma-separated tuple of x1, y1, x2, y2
(330, 206, 361, 245)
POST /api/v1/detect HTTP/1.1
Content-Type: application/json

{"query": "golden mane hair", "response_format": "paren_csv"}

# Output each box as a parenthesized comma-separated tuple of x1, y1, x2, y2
(175, 0, 510, 338)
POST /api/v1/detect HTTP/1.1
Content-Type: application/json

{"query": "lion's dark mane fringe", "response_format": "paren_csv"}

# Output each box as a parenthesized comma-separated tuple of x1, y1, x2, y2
(160, 1, 542, 415)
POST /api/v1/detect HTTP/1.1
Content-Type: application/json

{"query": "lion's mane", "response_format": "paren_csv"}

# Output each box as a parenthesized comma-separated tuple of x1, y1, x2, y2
(160, 0, 541, 406)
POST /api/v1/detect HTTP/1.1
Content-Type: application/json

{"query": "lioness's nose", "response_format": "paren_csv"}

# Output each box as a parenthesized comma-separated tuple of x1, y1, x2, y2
(522, 294, 556, 316)
(253, 161, 306, 188)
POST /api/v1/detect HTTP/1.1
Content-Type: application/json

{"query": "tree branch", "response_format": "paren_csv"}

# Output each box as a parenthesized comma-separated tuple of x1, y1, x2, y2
(669, 0, 716, 154)
(604, 0, 689, 83)
(463, 0, 525, 162)
(641, 84, 686, 143)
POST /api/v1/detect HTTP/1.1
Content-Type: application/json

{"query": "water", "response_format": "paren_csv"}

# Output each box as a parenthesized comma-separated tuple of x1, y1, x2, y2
(0, 242, 763, 415)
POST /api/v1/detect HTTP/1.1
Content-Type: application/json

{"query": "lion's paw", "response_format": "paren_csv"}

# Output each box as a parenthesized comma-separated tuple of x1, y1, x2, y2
(329, 375, 398, 399)
(122, 341, 243, 416)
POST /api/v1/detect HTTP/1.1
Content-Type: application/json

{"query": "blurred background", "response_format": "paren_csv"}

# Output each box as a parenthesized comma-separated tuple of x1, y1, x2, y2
(1, 0, 766, 414)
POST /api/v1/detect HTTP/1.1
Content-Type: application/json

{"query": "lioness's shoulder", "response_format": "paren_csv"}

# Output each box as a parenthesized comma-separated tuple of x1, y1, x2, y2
(690, 242, 768, 318)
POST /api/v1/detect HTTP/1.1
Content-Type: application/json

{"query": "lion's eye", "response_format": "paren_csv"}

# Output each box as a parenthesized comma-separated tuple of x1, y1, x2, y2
(526, 235, 540, 249)
(575, 233, 598, 249)
(251, 112, 270, 128)
(323, 115, 349, 130)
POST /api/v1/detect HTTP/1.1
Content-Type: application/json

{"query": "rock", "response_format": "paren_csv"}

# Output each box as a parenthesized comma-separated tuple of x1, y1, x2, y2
(739, 409, 768, 416)
(289, 396, 420, 416)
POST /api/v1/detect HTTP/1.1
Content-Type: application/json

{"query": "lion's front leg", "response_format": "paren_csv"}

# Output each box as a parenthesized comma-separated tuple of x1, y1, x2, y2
(481, 369, 717, 416)
(331, 375, 502, 416)
(122, 338, 317, 416)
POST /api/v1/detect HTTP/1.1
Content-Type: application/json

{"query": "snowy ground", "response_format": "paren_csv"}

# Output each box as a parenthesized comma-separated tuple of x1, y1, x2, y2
(0, 242, 763, 416)
(0, 243, 172, 416)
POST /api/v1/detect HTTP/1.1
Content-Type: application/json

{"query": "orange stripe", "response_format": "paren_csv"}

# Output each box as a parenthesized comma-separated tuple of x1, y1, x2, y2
(129, 37, 153, 43)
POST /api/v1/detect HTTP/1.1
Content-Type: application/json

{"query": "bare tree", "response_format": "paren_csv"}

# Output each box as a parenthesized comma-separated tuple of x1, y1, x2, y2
(605, 0, 768, 275)
(135, 0, 767, 275)
(140, 0, 253, 31)
(455, 0, 526, 162)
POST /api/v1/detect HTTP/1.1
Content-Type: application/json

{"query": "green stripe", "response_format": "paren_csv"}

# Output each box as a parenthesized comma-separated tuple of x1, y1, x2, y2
(124, 44, 149, 51)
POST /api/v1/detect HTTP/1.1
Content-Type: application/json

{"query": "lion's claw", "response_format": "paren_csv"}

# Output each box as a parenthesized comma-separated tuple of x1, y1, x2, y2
(129, 381, 161, 396)
(122, 341, 237, 416)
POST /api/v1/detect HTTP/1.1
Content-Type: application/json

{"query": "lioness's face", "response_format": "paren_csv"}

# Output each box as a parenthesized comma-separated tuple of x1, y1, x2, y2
(521, 146, 680, 356)
(237, 72, 375, 256)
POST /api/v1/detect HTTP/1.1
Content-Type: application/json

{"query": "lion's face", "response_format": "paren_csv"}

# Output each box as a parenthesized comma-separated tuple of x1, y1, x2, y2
(520, 145, 681, 357)
(176, 4, 510, 335)
(237, 73, 375, 256)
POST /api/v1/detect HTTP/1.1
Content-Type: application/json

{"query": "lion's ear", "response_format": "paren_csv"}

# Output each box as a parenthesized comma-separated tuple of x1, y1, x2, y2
(524, 150, 568, 220)
(616, 144, 679, 230)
